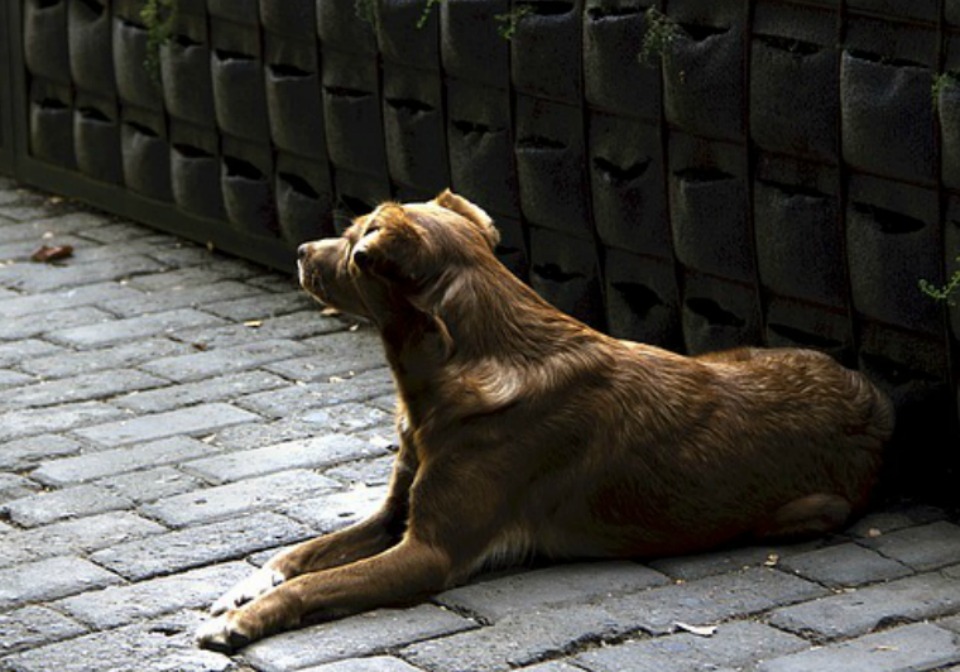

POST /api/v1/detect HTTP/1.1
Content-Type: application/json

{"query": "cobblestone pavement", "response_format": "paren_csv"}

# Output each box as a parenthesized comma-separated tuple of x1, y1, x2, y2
(1, 178, 960, 672)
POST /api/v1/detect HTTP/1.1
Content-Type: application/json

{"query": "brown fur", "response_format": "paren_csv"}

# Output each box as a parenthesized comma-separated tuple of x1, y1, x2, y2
(196, 190, 894, 652)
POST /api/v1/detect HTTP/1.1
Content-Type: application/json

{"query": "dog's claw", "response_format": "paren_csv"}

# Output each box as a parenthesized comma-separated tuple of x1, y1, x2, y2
(195, 614, 252, 653)
(210, 567, 285, 615)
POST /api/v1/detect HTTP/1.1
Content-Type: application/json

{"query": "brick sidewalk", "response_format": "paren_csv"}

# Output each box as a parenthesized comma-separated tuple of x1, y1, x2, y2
(1, 178, 959, 672)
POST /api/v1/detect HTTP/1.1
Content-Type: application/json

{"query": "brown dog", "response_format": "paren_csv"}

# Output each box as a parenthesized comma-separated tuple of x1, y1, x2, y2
(196, 190, 894, 652)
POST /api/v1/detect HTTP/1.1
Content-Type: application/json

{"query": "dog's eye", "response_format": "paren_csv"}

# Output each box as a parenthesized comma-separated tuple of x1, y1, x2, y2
(362, 226, 379, 237)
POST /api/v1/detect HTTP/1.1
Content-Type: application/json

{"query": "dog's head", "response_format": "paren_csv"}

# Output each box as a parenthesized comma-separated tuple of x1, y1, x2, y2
(298, 190, 500, 320)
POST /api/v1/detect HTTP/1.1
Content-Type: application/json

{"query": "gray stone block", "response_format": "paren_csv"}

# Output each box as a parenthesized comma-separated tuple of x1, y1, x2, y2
(0, 306, 112, 341)
(1, 610, 232, 672)
(0, 369, 166, 412)
(18, 337, 193, 379)
(96, 466, 203, 504)
(49, 308, 227, 349)
(31, 436, 213, 486)
(0, 434, 81, 471)
(0, 556, 122, 610)
(300, 656, 424, 672)
(140, 338, 311, 383)
(0, 511, 167, 569)
(576, 620, 808, 672)
(243, 605, 475, 671)
(114, 370, 288, 414)
(402, 603, 620, 672)
(73, 402, 260, 447)
(89, 511, 312, 580)
(0, 281, 137, 319)
(778, 542, 912, 588)
(0, 606, 88, 656)
(141, 469, 339, 527)
(769, 572, 960, 641)
(759, 623, 960, 672)
(184, 433, 388, 484)
(0, 401, 124, 443)
(55, 561, 251, 630)
(0, 474, 39, 504)
(1, 483, 131, 527)
(859, 521, 960, 571)
(280, 485, 388, 533)
(237, 368, 394, 419)
(0, 339, 63, 368)
(437, 562, 670, 623)
(604, 567, 826, 636)
(99, 280, 263, 317)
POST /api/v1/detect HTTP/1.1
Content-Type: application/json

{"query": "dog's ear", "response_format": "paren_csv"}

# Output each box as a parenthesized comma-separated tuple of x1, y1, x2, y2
(351, 207, 425, 283)
(433, 189, 500, 250)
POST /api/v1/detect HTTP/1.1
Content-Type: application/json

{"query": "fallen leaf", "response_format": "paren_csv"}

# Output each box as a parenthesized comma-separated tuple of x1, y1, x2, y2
(764, 553, 780, 567)
(674, 622, 717, 637)
(867, 528, 882, 538)
(192, 342, 208, 351)
(873, 645, 898, 652)
(349, 323, 360, 332)
(321, 307, 341, 316)
(329, 376, 346, 384)
(206, 241, 215, 252)
(31, 244, 74, 263)
(243, 320, 263, 328)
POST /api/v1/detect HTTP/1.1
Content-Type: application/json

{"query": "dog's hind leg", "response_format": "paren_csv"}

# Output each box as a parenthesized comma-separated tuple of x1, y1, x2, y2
(753, 493, 852, 541)
(209, 444, 418, 616)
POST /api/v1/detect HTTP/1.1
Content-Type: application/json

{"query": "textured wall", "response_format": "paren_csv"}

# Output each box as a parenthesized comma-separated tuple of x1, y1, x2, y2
(4, 0, 959, 495)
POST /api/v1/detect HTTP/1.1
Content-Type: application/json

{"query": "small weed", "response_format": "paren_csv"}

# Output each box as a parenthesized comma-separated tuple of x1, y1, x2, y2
(495, 5, 533, 40)
(140, 0, 177, 83)
(416, 0, 442, 28)
(920, 261, 960, 305)
(355, 0, 378, 26)
(639, 7, 680, 66)
(932, 71, 960, 110)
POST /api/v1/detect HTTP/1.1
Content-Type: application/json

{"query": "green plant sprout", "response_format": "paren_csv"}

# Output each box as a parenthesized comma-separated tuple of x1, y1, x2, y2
(416, 0, 442, 28)
(495, 5, 533, 40)
(919, 261, 960, 305)
(932, 71, 960, 109)
(638, 7, 680, 65)
(141, 0, 177, 84)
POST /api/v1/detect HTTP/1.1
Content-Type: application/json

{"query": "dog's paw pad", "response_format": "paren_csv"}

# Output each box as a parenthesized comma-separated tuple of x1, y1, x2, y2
(210, 567, 285, 615)
(195, 615, 251, 653)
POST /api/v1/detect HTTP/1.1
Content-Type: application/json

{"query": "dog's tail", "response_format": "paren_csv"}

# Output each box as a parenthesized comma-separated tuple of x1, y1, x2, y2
(848, 369, 896, 451)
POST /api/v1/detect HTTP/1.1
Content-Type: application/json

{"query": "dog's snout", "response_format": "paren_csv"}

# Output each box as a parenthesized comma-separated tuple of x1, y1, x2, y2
(297, 243, 312, 261)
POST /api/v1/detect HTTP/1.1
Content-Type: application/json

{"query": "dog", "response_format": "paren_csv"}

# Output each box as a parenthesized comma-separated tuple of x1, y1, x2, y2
(196, 190, 894, 652)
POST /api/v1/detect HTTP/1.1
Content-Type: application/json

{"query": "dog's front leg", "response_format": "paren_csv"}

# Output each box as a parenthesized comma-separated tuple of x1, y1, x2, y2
(196, 535, 453, 652)
(208, 443, 418, 615)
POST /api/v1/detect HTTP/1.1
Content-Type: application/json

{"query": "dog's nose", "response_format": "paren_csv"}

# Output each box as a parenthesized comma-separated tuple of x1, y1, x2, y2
(297, 243, 311, 261)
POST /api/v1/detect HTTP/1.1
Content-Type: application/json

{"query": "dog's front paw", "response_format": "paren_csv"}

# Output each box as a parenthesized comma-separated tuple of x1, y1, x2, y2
(210, 566, 285, 615)
(195, 613, 253, 653)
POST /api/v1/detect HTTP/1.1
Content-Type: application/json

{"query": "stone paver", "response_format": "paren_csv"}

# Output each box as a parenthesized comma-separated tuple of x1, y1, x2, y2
(768, 572, 960, 641)
(243, 605, 475, 671)
(140, 469, 339, 527)
(0, 556, 122, 610)
(759, 622, 960, 672)
(182, 433, 389, 484)
(30, 436, 216, 486)
(1, 185, 958, 672)
(73, 402, 260, 446)
(576, 620, 808, 672)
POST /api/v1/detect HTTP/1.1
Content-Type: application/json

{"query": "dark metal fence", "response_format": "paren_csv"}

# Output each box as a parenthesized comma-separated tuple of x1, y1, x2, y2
(1, 0, 958, 496)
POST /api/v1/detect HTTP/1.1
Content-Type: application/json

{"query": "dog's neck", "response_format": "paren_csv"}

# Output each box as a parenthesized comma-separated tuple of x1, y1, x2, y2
(431, 257, 597, 362)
